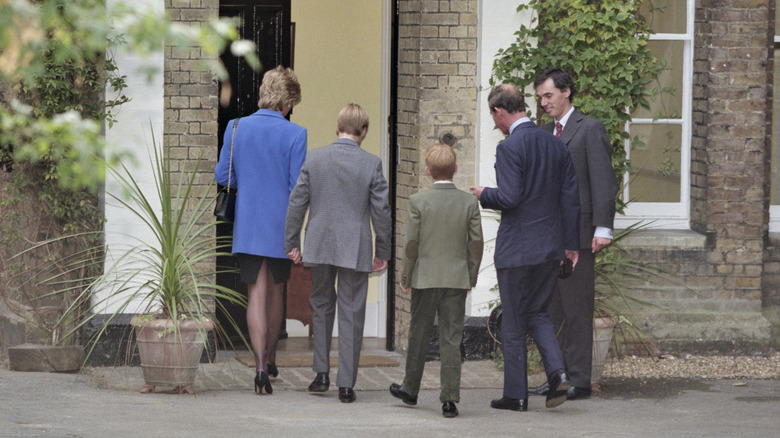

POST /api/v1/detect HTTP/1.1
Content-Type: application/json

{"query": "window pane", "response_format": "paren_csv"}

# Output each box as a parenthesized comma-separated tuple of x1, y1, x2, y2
(777, 5, 780, 35)
(628, 123, 682, 203)
(639, 1, 687, 34)
(772, 48, 780, 205)
(631, 40, 684, 120)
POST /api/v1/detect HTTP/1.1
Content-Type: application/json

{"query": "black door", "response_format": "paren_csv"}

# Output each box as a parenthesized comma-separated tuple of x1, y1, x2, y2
(216, 0, 292, 345)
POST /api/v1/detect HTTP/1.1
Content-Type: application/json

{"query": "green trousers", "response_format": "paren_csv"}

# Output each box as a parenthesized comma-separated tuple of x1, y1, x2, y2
(402, 288, 467, 403)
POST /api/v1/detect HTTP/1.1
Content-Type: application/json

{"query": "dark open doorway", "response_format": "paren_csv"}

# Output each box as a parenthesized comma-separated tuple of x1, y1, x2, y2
(216, 0, 293, 345)
(216, 1, 399, 351)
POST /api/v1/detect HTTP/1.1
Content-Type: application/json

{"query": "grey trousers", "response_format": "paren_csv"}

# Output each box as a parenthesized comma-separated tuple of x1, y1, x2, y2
(402, 288, 467, 403)
(309, 264, 368, 389)
(548, 250, 596, 388)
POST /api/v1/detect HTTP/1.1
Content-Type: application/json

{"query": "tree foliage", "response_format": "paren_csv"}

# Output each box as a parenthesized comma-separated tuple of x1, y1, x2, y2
(0, 0, 258, 344)
(0, 0, 258, 193)
(491, 0, 667, 214)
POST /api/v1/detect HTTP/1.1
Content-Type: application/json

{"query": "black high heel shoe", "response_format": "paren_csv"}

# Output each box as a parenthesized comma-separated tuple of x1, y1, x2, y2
(267, 363, 279, 378)
(254, 371, 273, 395)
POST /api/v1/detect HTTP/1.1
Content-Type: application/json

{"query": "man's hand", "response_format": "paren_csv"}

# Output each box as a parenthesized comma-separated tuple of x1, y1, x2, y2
(469, 186, 484, 200)
(565, 250, 579, 270)
(287, 248, 302, 265)
(592, 236, 611, 253)
(400, 284, 410, 293)
(372, 257, 388, 272)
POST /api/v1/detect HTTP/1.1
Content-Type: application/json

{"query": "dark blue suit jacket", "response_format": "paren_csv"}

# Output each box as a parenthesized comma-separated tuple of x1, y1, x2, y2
(480, 121, 580, 269)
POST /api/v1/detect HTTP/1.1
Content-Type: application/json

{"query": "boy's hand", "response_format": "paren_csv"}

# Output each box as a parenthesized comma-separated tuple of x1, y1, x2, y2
(400, 284, 410, 293)
(372, 257, 387, 272)
(287, 248, 302, 265)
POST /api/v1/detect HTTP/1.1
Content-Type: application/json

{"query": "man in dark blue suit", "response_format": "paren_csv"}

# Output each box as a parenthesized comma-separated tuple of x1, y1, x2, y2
(471, 84, 580, 411)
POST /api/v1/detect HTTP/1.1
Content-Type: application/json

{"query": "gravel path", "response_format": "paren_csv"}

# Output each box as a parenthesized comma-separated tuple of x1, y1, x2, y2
(603, 352, 780, 380)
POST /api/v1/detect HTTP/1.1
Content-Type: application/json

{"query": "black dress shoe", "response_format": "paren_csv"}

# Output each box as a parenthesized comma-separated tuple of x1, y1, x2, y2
(567, 386, 592, 400)
(308, 372, 330, 392)
(339, 387, 356, 403)
(442, 401, 458, 418)
(528, 382, 549, 396)
(266, 363, 279, 378)
(389, 383, 417, 405)
(545, 370, 571, 409)
(490, 397, 528, 411)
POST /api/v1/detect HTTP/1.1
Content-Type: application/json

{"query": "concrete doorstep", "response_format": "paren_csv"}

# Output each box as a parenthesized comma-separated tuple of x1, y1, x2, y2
(8, 343, 84, 373)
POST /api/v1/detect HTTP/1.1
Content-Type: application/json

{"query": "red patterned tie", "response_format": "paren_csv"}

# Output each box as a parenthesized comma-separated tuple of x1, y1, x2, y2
(555, 122, 563, 138)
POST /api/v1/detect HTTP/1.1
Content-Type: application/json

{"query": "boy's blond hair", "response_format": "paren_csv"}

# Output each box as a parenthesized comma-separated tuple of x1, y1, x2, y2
(425, 143, 457, 180)
(337, 103, 370, 136)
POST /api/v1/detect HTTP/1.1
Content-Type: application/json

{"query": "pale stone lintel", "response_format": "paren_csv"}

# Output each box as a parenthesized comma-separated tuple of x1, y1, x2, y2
(619, 229, 707, 249)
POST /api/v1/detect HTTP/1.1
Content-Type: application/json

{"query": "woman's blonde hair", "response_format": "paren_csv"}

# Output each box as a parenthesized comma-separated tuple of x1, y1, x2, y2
(337, 103, 369, 136)
(257, 65, 301, 111)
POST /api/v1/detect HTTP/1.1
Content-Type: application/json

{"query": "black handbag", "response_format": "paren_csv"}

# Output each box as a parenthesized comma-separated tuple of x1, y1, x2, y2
(214, 118, 240, 222)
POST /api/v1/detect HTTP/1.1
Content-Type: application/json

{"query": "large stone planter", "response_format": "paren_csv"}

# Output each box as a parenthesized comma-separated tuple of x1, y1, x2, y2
(133, 318, 214, 394)
(592, 317, 617, 384)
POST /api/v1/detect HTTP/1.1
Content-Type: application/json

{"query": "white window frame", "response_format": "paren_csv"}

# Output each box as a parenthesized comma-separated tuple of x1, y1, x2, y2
(769, 35, 780, 232)
(615, 0, 695, 230)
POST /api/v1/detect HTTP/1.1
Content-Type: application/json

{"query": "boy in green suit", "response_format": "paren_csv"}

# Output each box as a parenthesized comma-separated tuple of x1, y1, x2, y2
(389, 143, 484, 418)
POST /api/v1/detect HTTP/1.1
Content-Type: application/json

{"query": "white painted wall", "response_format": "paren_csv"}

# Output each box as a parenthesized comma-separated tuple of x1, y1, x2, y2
(97, 0, 165, 314)
(469, 1, 534, 317)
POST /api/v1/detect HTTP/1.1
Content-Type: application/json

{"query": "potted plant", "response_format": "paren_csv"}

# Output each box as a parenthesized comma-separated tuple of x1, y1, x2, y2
(13, 134, 247, 393)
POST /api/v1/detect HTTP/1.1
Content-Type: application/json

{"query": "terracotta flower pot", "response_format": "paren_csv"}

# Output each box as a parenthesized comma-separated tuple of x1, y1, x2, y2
(133, 318, 215, 394)
(591, 316, 617, 384)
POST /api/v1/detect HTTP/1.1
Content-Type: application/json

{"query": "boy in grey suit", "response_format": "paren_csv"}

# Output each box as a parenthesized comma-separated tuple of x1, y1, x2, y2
(285, 103, 392, 403)
(389, 143, 483, 418)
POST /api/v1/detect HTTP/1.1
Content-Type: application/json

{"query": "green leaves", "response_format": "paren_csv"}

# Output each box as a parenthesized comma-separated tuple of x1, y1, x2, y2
(492, 0, 666, 215)
(1, 0, 258, 193)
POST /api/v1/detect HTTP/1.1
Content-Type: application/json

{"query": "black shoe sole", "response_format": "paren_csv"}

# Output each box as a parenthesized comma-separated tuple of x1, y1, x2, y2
(389, 384, 417, 405)
(308, 386, 329, 393)
(545, 382, 571, 408)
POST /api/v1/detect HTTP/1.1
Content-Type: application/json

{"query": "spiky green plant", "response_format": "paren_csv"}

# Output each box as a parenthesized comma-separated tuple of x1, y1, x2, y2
(13, 131, 248, 363)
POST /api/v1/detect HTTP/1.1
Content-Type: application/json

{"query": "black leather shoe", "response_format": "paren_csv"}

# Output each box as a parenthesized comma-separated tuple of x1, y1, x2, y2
(339, 387, 356, 403)
(545, 370, 571, 409)
(567, 386, 592, 400)
(490, 397, 528, 411)
(389, 383, 417, 405)
(528, 382, 550, 396)
(442, 401, 458, 418)
(308, 372, 330, 392)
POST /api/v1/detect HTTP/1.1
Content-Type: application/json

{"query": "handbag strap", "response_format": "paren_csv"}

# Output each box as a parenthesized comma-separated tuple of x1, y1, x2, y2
(227, 118, 240, 193)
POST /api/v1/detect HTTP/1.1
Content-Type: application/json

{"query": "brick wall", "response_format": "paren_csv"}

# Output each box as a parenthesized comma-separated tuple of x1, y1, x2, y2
(394, 0, 479, 351)
(624, 0, 776, 352)
(164, 0, 220, 280)
(696, 0, 772, 312)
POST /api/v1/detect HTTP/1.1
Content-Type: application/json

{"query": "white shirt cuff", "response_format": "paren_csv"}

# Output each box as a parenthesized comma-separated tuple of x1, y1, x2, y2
(594, 226, 612, 240)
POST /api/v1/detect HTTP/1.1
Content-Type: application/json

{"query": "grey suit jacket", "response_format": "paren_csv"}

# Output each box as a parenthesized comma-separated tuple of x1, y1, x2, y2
(543, 109, 618, 249)
(284, 138, 392, 273)
(400, 182, 483, 290)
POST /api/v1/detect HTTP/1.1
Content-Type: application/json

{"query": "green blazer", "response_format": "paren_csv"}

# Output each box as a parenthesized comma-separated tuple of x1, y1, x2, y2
(400, 182, 483, 290)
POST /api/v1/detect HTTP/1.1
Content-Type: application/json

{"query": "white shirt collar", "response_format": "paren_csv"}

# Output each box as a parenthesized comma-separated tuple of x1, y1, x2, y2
(557, 106, 575, 127)
(509, 116, 531, 134)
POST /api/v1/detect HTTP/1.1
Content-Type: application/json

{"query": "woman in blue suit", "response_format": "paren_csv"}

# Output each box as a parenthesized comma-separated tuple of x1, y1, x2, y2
(215, 66, 307, 395)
